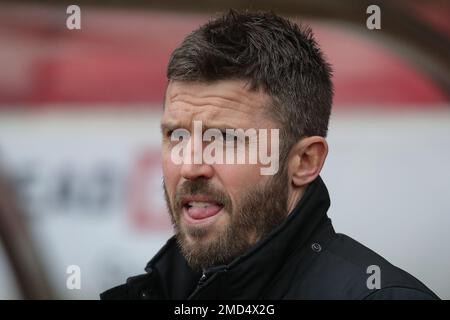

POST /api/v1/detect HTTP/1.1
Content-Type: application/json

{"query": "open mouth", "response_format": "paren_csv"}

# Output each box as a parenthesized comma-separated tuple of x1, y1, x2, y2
(181, 197, 225, 224)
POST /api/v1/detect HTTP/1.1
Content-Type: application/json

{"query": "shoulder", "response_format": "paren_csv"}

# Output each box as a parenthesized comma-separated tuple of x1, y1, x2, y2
(100, 273, 155, 300)
(363, 287, 438, 300)
(286, 233, 439, 300)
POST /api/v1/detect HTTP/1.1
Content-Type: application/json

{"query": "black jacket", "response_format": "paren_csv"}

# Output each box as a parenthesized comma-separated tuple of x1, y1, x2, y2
(100, 176, 439, 300)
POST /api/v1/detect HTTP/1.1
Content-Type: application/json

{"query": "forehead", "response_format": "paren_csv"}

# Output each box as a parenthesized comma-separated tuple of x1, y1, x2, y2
(163, 80, 274, 129)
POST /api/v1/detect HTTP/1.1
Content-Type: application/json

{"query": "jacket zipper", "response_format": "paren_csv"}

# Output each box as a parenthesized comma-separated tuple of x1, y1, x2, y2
(198, 272, 208, 286)
(188, 267, 227, 299)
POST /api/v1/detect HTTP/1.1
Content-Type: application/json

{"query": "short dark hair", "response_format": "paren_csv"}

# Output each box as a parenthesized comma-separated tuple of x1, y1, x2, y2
(167, 9, 333, 155)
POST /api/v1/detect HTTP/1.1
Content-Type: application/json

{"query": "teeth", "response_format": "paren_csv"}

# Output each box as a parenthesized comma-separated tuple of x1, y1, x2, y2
(188, 201, 214, 208)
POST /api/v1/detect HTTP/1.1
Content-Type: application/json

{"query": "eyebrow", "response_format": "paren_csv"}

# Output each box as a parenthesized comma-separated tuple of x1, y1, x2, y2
(160, 122, 178, 133)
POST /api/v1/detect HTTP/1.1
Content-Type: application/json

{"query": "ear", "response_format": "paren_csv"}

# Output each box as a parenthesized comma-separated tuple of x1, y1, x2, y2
(288, 136, 328, 188)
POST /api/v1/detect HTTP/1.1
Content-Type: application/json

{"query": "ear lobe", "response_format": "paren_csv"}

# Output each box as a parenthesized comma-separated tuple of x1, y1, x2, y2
(290, 137, 328, 188)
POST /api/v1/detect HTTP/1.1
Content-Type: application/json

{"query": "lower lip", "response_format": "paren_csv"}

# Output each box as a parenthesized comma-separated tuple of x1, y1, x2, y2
(182, 206, 224, 226)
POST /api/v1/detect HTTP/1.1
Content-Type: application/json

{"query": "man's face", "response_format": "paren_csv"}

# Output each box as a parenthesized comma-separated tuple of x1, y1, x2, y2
(161, 80, 288, 270)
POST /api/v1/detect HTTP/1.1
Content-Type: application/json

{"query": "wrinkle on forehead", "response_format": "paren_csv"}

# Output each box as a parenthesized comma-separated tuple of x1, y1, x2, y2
(164, 80, 274, 128)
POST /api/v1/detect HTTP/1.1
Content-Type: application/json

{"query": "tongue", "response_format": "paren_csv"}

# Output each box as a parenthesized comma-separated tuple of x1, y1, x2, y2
(187, 204, 222, 220)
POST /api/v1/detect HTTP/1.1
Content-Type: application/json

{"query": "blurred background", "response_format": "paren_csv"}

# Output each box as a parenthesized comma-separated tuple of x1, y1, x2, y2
(0, 0, 449, 299)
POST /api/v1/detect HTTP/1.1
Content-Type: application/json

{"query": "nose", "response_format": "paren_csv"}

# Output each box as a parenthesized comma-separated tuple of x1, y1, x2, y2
(179, 136, 214, 180)
(180, 162, 214, 180)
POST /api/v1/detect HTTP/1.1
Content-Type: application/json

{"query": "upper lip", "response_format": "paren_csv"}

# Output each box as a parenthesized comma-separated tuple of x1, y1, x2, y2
(181, 195, 223, 206)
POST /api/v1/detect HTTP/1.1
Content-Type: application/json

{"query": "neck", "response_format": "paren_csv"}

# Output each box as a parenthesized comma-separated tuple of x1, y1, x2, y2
(287, 186, 306, 214)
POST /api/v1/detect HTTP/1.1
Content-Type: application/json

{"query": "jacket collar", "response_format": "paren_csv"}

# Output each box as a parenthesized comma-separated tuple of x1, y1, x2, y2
(145, 175, 331, 299)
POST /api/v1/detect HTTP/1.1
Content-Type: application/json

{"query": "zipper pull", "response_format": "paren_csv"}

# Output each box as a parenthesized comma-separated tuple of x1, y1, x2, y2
(198, 272, 207, 286)
(197, 266, 227, 287)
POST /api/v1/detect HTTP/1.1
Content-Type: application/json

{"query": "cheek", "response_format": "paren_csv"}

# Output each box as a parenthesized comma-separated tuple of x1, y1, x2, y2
(162, 148, 179, 193)
(215, 164, 266, 198)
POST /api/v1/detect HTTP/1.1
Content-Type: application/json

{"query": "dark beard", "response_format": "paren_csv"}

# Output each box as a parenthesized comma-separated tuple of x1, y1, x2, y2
(163, 165, 288, 271)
